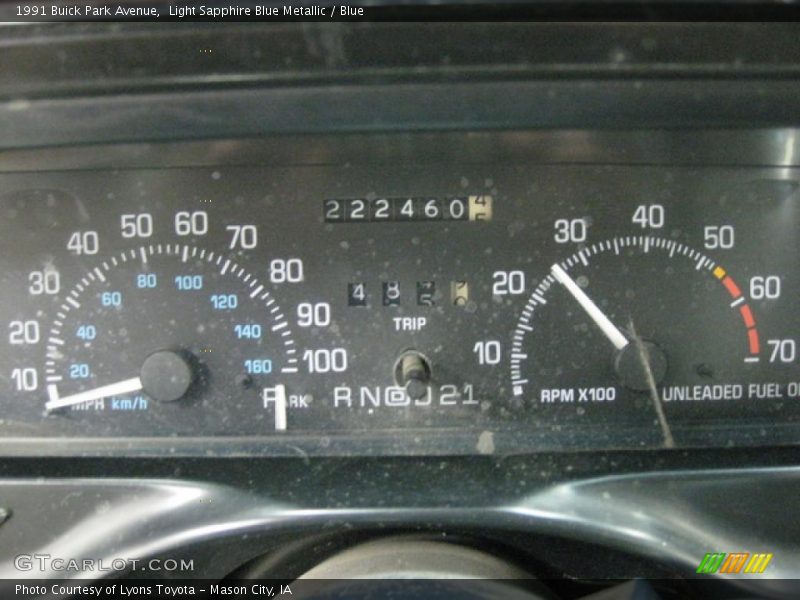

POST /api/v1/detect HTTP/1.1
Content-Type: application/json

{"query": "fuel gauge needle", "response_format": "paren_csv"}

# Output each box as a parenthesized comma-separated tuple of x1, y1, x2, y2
(551, 264, 629, 351)
(46, 377, 143, 411)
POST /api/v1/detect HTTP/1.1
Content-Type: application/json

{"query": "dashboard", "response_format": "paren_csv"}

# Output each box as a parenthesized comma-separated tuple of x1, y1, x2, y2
(1, 131, 798, 456)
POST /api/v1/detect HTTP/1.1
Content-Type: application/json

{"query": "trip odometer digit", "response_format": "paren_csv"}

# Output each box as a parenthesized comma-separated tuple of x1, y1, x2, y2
(43, 244, 297, 424)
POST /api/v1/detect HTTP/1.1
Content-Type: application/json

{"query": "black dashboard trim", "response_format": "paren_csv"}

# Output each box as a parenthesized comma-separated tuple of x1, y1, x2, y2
(5, 79, 800, 150)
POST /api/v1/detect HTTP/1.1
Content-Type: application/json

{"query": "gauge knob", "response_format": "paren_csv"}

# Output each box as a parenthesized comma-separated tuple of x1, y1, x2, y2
(140, 350, 195, 403)
(395, 351, 432, 400)
(614, 341, 668, 392)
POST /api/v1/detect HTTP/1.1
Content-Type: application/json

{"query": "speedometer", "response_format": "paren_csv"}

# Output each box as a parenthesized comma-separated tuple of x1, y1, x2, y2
(44, 244, 296, 429)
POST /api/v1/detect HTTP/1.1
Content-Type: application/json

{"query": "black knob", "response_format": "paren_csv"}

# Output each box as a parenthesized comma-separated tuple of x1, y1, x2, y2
(614, 341, 668, 392)
(140, 350, 195, 403)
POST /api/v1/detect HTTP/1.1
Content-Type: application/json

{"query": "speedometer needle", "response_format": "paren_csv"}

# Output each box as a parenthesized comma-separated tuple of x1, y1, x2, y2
(551, 264, 629, 351)
(45, 377, 143, 411)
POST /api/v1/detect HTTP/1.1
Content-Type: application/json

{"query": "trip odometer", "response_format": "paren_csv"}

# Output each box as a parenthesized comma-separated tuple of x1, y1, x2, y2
(510, 235, 772, 446)
(43, 243, 297, 428)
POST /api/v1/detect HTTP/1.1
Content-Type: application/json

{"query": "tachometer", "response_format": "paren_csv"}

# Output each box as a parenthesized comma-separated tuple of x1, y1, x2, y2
(510, 233, 792, 446)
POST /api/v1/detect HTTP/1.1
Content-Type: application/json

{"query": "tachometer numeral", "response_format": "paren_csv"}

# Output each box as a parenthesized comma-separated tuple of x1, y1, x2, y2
(473, 340, 502, 365)
(554, 218, 588, 244)
(750, 276, 781, 300)
(632, 204, 665, 229)
(492, 270, 525, 295)
(768, 339, 796, 364)
(703, 225, 735, 250)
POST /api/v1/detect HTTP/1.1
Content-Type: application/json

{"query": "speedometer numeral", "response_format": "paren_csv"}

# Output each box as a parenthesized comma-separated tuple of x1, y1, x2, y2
(8, 320, 40, 345)
(67, 231, 99, 255)
(226, 225, 258, 250)
(303, 348, 348, 373)
(28, 270, 60, 296)
(11, 367, 38, 391)
(297, 303, 331, 327)
(120, 214, 153, 239)
(174, 211, 209, 236)
(269, 259, 303, 284)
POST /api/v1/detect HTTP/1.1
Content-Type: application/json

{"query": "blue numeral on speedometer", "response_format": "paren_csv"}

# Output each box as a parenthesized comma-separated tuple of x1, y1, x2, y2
(244, 359, 272, 374)
(69, 363, 90, 379)
(175, 275, 203, 290)
(235, 324, 262, 339)
(76, 325, 96, 340)
(136, 273, 157, 288)
(211, 294, 238, 310)
(101, 291, 122, 307)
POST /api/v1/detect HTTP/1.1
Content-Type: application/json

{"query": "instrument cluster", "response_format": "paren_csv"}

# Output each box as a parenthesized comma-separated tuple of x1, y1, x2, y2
(1, 132, 798, 455)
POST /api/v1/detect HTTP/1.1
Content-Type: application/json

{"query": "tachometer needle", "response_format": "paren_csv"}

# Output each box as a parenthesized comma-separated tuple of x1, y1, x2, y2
(45, 377, 143, 411)
(551, 264, 629, 351)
